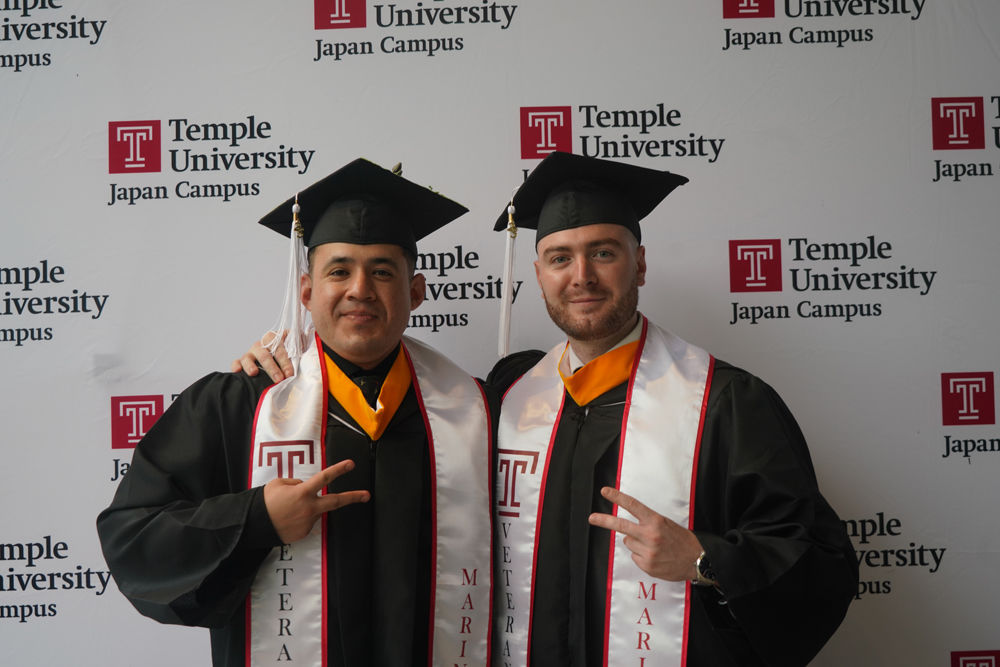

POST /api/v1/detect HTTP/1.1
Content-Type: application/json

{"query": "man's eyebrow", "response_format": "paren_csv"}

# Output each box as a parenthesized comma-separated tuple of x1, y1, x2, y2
(541, 237, 625, 257)
(366, 256, 404, 269)
(321, 255, 403, 270)
(585, 237, 626, 249)
(319, 256, 354, 272)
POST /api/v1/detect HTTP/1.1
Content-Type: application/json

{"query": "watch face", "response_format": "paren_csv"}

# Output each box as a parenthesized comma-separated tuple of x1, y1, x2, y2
(698, 555, 717, 583)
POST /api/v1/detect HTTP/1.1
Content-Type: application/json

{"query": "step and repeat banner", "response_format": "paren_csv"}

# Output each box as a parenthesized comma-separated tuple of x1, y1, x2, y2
(2, 1, 998, 665)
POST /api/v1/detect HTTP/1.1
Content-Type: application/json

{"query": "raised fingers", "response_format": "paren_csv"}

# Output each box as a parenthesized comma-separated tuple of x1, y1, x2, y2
(302, 460, 357, 495)
(316, 489, 371, 514)
(588, 511, 639, 538)
(600, 486, 656, 522)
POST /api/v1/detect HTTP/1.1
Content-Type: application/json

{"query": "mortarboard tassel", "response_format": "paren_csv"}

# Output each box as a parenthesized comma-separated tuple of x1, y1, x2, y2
(265, 195, 313, 365)
(497, 197, 517, 358)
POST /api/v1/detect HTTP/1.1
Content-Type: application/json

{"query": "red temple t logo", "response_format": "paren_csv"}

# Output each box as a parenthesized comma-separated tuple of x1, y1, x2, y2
(315, 0, 366, 29)
(111, 395, 164, 449)
(259, 440, 317, 479)
(932, 98, 985, 150)
(729, 239, 782, 292)
(951, 650, 1000, 667)
(723, 0, 775, 18)
(108, 121, 161, 174)
(496, 449, 540, 518)
(941, 373, 995, 426)
(520, 106, 572, 159)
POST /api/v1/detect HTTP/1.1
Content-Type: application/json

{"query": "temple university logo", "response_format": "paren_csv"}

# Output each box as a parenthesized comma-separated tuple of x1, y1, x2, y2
(259, 440, 316, 479)
(496, 449, 540, 518)
(952, 650, 1000, 667)
(729, 239, 782, 292)
(108, 121, 161, 174)
(941, 373, 996, 426)
(110, 395, 164, 449)
(315, 0, 366, 29)
(520, 106, 573, 159)
(932, 98, 986, 150)
(722, 0, 775, 18)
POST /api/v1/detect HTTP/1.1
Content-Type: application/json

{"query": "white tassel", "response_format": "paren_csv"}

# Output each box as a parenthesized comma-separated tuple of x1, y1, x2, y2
(265, 197, 313, 365)
(498, 201, 517, 358)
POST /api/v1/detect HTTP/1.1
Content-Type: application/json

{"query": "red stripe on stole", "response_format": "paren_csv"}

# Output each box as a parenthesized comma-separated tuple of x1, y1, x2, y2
(680, 355, 715, 667)
(601, 317, 648, 666)
(474, 378, 497, 665)
(526, 388, 566, 667)
(401, 343, 440, 666)
(317, 333, 330, 666)
(245, 378, 279, 667)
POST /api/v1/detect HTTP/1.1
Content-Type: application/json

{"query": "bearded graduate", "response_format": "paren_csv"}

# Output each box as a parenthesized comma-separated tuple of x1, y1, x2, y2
(488, 151, 857, 667)
(97, 158, 493, 667)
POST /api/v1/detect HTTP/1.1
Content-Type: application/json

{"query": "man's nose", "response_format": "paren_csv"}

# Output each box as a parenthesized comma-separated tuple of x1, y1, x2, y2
(346, 271, 376, 300)
(571, 257, 597, 286)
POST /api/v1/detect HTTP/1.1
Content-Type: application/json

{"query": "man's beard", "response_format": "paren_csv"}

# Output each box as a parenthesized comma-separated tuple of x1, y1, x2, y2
(544, 276, 639, 342)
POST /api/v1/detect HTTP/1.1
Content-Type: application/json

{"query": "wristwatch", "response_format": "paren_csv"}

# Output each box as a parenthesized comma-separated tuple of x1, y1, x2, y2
(693, 551, 718, 587)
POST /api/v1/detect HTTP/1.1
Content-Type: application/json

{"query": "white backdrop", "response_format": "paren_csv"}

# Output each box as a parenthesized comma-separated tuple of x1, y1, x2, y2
(2, 1, 999, 665)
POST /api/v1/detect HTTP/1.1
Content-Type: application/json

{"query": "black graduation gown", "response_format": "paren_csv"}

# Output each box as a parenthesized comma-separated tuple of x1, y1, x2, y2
(487, 354, 858, 667)
(96, 366, 438, 667)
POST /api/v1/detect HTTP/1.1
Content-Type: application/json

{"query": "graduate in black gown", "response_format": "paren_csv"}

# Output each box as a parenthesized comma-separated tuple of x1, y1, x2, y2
(97, 159, 494, 667)
(235, 153, 858, 666)
(488, 152, 857, 666)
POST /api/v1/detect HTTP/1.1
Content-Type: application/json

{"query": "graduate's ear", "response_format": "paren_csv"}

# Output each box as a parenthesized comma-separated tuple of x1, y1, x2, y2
(300, 272, 313, 310)
(409, 272, 426, 311)
(636, 245, 646, 287)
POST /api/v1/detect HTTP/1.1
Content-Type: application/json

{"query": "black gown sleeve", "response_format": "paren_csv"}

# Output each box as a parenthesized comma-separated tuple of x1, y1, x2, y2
(691, 362, 858, 666)
(486, 349, 546, 398)
(96, 371, 283, 628)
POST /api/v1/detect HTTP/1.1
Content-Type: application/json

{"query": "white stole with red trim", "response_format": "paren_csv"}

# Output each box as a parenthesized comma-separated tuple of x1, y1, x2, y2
(494, 319, 712, 666)
(248, 333, 327, 667)
(248, 334, 493, 666)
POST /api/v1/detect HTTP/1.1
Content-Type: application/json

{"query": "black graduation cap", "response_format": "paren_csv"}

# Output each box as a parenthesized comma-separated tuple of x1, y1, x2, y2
(259, 157, 468, 257)
(493, 151, 688, 245)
